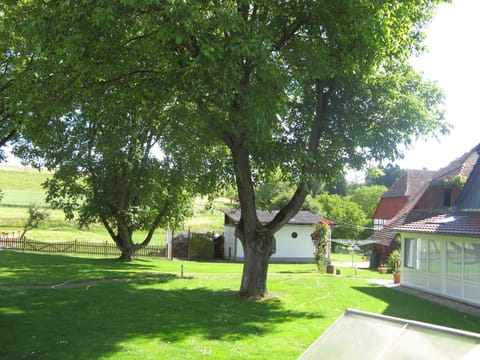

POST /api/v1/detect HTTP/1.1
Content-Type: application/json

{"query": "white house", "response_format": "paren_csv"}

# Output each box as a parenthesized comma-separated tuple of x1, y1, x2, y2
(222, 209, 328, 263)
(394, 144, 480, 307)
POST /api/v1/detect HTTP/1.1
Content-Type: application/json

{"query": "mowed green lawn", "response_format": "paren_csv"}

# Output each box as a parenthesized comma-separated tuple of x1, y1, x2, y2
(1, 252, 478, 360)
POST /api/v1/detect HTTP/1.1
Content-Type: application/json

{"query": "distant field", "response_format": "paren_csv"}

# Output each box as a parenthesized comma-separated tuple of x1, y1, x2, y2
(1, 189, 48, 207)
(0, 165, 226, 243)
(0, 166, 51, 191)
(0, 166, 51, 207)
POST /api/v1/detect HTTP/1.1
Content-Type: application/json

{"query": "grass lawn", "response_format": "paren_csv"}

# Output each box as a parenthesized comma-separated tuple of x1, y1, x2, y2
(1, 252, 478, 360)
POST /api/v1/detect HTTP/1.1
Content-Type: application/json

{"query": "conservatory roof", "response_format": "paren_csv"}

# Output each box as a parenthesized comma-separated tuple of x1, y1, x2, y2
(298, 309, 480, 360)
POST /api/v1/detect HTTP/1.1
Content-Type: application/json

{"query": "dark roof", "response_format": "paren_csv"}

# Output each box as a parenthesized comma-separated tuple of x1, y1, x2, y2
(432, 144, 480, 182)
(394, 212, 480, 237)
(369, 143, 480, 243)
(381, 170, 435, 198)
(221, 209, 324, 225)
(454, 153, 480, 211)
(395, 146, 480, 236)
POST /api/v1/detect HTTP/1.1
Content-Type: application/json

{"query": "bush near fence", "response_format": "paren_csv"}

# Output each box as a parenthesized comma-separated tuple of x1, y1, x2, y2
(0, 236, 166, 258)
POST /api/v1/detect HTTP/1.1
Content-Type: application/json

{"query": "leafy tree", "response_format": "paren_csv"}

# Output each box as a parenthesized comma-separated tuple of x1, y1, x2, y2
(0, 4, 23, 161)
(178, 1, 447, 298)
(316, 193, 368, 240)
(19, 100, 221, 260)
(350, 185, 387, 219)
(11, 1, 448, 297)
(366, 163, 405, 188)
(9, 1, 228, 260)
(255, 170, 320, 213)
(324, 173, 348, 196)
(19, 205, 49, 241)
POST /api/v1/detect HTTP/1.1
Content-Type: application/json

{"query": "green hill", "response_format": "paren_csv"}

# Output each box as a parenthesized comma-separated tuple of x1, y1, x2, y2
(0, 165, 225, 236)
(0, 166, 51, 207)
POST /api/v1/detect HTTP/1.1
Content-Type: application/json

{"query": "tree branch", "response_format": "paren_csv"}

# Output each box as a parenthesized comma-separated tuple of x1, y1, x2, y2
(273, 18, 304, 51)
(268, 79, 334, 233)
(0, 128, 16, 147)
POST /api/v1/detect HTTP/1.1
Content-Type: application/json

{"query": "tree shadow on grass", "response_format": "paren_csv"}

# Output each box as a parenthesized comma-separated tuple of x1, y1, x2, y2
(0, 251, 160, 287)
(0, 280, 322, 359)
(351, 285, 480, 333)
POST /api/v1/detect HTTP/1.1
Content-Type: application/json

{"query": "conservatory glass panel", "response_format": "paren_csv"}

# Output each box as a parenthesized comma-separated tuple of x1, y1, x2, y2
(428, 239, 441, 274)
(404, 238, 416, 269)
(418, 238, 428, 272)
(446, 240, 463, 279)
(464, 242, 480, 283)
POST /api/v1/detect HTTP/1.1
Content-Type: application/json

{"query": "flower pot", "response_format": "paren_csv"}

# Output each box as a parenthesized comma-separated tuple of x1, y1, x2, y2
(393, 273, 401, 284)
(377, 267, 388, 274)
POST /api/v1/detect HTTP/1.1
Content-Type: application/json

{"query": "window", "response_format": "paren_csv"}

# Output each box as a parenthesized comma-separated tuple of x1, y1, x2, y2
(446, 241, 463, 279)
(428, 239, 441, 273)
(404, 238, 417, 268)
(418, 239, 428, 272)
(464, 242, 480, 283)
(443, 188, 452, 207)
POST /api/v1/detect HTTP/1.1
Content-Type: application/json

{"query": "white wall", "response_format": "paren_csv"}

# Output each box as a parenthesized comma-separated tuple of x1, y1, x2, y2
(223, 223, 315, 262)
(223, 225, 236, 260)
(400, 233, 480, 307)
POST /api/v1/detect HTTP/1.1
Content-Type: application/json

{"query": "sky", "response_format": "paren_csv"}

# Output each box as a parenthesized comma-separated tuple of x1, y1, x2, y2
(398, 0, 480, 171)
(4, 0, 479, 172)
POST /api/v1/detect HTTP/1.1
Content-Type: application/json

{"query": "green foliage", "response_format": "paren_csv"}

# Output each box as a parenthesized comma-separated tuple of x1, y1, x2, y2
(350, 185, 387, 218)
(388, 249, 402, 274)
(5, 0, 449, 294)
(19, 204, 49, 240)
(188, 233, 214, 260)
(255, 171, 320, 213)
(430, 174, 467, 189)
(316, 193, 369, 240)
(366, 163, 405, 188)
(311, 222, 331, 272)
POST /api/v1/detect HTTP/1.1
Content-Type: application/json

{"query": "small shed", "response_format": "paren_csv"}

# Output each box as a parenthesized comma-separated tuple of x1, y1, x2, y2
(221, 209, 329, 263)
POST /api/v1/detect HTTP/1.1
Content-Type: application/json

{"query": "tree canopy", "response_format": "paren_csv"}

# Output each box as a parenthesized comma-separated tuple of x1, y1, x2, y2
(7, 0, 448, 297)
(366, 163, 406, 188)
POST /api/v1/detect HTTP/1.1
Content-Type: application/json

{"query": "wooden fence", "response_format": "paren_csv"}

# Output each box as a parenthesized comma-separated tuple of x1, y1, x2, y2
(0, 232, 166, 258)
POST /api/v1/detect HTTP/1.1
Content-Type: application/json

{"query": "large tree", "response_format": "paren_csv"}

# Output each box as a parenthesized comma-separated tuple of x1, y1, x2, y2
(0, 3, 27, 160)
(18, 98, 206, 260)
(11, 1, 448, 297)
(9, 1, 229, 260)
(177, 1, 448, 298)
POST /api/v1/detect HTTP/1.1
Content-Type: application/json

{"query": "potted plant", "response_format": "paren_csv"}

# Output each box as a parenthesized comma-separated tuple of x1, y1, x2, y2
(377, 255, 389, 274)
(388, 250, 401, 284)
(377, 264, 389, 274)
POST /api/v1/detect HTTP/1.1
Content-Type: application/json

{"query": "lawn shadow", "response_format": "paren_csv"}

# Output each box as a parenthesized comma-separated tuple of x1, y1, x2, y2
(0, 280, 322, 359)
(351, 284, 480, 333)
(276, 270, 315, 274)
(0, 251, 159, 286)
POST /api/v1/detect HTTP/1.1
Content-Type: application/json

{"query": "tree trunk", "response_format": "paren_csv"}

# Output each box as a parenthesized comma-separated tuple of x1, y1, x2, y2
(238, 230, 275, 299)
(117, 222, 135, 261)
(119, 244, 135, 261)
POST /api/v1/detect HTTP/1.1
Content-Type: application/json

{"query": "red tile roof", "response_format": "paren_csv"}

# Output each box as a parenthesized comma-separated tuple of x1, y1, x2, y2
(369, 143, 480, 243)
(394, 212, 480, 237)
